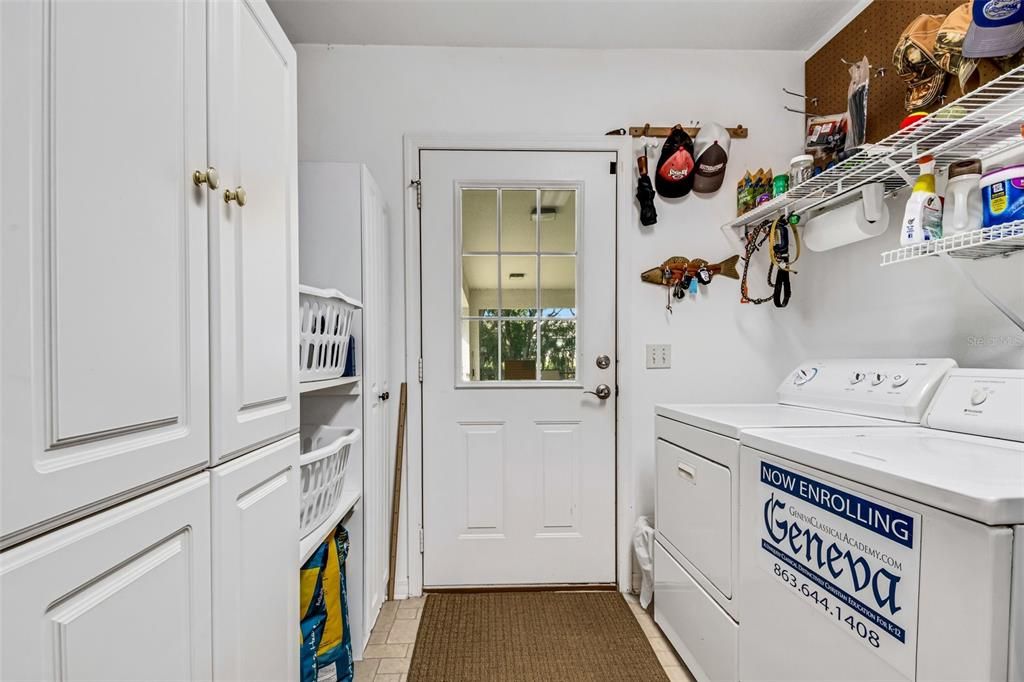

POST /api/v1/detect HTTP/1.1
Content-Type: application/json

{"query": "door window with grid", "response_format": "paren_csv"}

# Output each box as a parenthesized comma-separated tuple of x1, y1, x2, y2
(458, 187, 578, 383)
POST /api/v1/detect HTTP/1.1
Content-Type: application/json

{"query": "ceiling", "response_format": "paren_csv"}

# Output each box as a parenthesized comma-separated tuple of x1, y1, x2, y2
(268, 0, 862, 51)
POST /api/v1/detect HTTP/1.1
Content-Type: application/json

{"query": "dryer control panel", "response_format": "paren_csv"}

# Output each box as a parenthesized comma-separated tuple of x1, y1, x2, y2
(924, 369, 1024, 442)
(778, 358, 958, 423)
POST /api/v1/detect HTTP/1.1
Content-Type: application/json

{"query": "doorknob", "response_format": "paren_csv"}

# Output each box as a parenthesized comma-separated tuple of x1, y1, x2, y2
(192, 167, 220, 189)
(224, 186, 247, 206)
(584, 384, 612, 400)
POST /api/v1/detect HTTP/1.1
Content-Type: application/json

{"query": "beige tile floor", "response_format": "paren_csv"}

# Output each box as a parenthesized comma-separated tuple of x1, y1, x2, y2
(355, 593, 697, 682)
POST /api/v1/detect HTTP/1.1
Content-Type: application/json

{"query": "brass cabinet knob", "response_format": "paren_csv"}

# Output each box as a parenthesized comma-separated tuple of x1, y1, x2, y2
(224, 186, 247, 206)
(192, 167, 219, 189)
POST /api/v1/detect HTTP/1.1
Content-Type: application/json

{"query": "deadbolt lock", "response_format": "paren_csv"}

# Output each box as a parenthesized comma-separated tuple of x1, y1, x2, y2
(596, 354, 611, 369)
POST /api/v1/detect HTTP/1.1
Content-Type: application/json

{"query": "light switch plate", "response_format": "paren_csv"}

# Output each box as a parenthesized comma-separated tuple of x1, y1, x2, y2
(646, 344, 671, 369)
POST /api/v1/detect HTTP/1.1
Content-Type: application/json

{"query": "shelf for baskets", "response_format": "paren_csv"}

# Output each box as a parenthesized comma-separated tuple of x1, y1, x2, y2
(880, 222, 1024, 265)
(725, 63, 1024, 230)
(299, 487, 361, 565)
(300, 375, 362, 396)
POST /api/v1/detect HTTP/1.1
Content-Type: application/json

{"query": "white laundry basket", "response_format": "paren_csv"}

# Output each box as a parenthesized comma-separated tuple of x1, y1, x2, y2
(299, 425, 361, 539)
(299, 285, 361, 383)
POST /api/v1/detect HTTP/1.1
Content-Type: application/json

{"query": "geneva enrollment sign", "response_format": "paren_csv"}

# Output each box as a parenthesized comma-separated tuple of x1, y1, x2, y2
(757, 459, 921, 678)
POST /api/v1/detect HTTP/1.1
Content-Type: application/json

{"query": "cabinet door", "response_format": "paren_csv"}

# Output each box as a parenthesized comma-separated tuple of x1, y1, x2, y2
(0, 0, 210, 547)
(362, 171, 391, 622)
(211, 434, 300, 682)
(0, 473, 212, 681)
(208, 0, 299, 463)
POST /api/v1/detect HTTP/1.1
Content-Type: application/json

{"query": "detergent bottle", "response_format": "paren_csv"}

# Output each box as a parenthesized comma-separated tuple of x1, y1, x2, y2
(900, 159, 943, 245)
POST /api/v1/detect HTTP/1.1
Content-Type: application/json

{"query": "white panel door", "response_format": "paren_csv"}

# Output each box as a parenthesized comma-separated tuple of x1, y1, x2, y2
(0, 0, 210, 547)
(211, 435, 299, 682)
(0, 473, 212, 681)
(420, 150, 617, 586)
(209, 0, 299, 463)
(362, 169, 390, 619)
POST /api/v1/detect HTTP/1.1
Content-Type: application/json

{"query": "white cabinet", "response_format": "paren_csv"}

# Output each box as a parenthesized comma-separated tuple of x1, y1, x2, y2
(1, 0, 300, 543)
(0, 0, 210, 547)
(298, 162, 391, 652)
(2, 2, 301, 679)
(0, 473, 213, 681)
(211, 435, 300, 682)
(208, 0, 300, 463)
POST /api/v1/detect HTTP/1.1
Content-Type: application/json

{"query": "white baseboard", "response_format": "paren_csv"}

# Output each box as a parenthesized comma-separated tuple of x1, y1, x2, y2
(394, 578, 411, 600)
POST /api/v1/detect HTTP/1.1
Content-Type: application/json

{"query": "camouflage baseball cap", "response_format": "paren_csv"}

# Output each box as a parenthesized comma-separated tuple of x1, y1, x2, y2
(893, 14, 949, 110)
(935, 3, 980, 94)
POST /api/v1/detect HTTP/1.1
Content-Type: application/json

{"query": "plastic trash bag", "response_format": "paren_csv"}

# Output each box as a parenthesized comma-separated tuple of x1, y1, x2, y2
(633, 515, 655, 609)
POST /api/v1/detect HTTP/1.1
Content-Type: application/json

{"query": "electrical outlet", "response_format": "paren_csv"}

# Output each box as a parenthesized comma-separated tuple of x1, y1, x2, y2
(646, 344, 671, 369)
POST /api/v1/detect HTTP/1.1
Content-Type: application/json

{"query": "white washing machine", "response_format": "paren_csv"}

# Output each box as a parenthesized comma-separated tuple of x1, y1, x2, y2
(653, 358, 956, 682)
(738, 368, 1024, 682)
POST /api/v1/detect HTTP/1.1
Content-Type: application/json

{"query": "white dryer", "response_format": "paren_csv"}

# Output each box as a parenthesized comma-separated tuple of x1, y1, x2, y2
(738, 369, 1024, 682)
(653, 358, 956, 682)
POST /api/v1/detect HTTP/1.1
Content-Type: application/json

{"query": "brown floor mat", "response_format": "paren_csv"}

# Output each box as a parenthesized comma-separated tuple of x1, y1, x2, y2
(408, 592, 670, 681)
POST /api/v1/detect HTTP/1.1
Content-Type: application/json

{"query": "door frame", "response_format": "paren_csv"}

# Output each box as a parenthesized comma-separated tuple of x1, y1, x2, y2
(402, 134, 635, 595)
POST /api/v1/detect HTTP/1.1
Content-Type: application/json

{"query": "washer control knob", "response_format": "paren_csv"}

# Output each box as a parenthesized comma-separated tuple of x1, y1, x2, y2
(871, 372, 886, 386)
(970, 388, 989, 406)
(849, 372, 866, 385)
(793, 367, 818, 386)
(892, 374, 909, 388)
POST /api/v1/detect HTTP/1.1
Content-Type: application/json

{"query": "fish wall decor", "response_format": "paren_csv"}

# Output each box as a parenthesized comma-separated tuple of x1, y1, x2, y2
(641, 255, 740, 309)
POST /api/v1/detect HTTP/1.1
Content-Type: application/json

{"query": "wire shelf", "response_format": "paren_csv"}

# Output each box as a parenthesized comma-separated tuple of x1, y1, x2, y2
(726, 63, 1024, 230)
(879, 221, 1024, 265)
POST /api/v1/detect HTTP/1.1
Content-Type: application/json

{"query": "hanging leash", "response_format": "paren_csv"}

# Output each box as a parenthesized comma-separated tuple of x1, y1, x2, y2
(740, 220, 775, 305)
(768, 214, 800, 308)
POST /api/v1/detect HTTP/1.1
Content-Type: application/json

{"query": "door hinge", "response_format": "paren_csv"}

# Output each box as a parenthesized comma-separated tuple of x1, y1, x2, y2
(411, 179, 422, 210)
(417, 357, 423, 383)
(418, 527, 425, 554)
(609, 161, 617, 175)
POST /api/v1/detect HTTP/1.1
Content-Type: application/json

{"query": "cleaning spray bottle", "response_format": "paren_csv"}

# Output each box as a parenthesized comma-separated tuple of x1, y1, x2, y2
(900, 158, 943, 245)
(899, 112, 943, 246)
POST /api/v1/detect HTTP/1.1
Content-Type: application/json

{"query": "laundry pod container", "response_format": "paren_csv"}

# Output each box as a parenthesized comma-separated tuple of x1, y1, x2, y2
(981, 165, 1024, 228)
(299, 425, 361, 539)
(299, 285, 362, 383)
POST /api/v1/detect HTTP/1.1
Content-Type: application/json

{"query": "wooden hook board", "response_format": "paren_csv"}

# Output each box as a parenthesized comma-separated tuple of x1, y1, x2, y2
(625, 124, 748, 139)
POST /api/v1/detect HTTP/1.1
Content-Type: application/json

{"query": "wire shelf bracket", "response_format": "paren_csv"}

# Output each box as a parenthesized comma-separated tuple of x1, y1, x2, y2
(880, 221, 1024, 333)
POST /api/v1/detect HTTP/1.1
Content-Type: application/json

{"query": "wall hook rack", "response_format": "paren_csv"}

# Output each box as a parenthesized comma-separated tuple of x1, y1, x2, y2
(619, 124, 748, 139)
(782, 88, 819, 108)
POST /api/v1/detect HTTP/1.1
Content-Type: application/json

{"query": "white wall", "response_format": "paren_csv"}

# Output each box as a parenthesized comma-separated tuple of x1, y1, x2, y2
(792, 185, 1024, 368)
(297, 43, 806, 593)
(296, 43, 1024, 594)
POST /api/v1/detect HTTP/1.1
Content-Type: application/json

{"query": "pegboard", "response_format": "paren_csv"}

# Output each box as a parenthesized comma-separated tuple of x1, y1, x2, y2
(804, 0, 1005, 144)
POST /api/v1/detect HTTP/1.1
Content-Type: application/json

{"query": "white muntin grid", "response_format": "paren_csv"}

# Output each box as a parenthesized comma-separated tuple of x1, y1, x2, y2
(880, 221, 1024, 265)
(726, 63, 1024, 230)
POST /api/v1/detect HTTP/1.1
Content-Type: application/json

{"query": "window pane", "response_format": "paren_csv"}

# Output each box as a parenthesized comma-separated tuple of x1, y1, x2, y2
(500, 255, 537, 317)
(462, 189, 497, 252)
(500, 189, 537, 252)
(540, 320, 576, 381)
(462, 319, 498, 382)
(540, 255, 575, 311)
(462, 255, 497, 317)
(501, 320, 537, 381)
(539, 190, 576, 252)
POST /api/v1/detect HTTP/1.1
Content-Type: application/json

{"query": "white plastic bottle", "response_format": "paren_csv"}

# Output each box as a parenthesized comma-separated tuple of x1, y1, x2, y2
(901, 160, 943, 245)
(942, 159, 983, 234)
